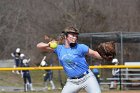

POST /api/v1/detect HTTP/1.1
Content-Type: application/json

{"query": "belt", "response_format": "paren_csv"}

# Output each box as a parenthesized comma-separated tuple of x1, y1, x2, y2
(69, 70, 89, 79)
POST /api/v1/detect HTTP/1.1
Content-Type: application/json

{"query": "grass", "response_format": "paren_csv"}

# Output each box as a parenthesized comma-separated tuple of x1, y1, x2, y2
(0, 71, 140, 93)
(0, 70, 66, 92)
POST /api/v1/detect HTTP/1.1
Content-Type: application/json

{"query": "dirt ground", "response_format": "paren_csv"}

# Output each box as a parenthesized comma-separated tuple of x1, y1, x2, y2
(0, 86, 139, 93)
(75, 90, 140, 93)
(0, 89, 139, 93)
(80, 90, 140, 93)
(102, 90, 140, 93)
(57, 90, 140, 93)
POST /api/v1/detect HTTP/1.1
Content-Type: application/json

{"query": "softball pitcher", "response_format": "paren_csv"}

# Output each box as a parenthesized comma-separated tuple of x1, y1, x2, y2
(37, 26, 102, 93)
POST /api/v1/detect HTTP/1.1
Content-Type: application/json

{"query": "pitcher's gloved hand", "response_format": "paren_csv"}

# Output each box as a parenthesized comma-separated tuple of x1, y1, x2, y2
(96, 41, 116, 61)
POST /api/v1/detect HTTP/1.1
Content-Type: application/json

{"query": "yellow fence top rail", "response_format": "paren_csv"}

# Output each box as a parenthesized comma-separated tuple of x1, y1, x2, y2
(0, 65, 140, 71)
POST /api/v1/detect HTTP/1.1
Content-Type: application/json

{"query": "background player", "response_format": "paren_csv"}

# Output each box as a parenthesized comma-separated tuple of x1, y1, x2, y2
(40, 56, 56, 90)
(110, 58, 120, 89)
(92, 65, 100, 84)
(21, 57, 33, 92)
(11, 48, 21, 74)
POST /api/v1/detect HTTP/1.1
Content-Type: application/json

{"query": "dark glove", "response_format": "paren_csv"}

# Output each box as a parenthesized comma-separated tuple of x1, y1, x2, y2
(96, 41, 116, 61)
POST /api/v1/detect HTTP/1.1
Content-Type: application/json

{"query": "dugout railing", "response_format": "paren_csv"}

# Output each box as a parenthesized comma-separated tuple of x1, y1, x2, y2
(99, 63, 140, 90)
(100, 69, 140, 90)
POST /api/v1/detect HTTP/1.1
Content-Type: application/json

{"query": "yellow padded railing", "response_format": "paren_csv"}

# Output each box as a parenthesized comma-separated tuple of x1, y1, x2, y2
(0, 65, 140, 71)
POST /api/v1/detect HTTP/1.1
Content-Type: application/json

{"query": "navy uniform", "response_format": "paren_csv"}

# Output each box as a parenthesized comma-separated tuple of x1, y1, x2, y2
(11, 48, 21, 74)
(21, 59, 33, 92)
(40, 56, 55, 90)
(92, 68, 100, 84)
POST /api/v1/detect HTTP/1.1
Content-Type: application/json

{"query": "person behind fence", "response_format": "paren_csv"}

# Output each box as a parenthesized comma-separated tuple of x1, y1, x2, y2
(11, 48, 21, 74)
(40, 56, 56, 90)
(19, 53, 26, 77)
(37, 26, 102, 93)
(110, 58, 120, 89)
(92, 65, 100, 84)
(21, 57, 33, 92)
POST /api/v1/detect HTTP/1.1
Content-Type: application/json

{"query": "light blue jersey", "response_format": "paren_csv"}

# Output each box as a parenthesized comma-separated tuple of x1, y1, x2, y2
(54, 44, 89, 78)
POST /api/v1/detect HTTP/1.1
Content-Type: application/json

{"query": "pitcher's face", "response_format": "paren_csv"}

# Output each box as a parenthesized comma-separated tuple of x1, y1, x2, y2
(66, 33, 78, 43)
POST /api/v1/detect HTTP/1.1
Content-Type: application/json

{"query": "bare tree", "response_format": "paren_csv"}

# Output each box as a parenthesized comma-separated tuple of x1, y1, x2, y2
(0, 0, 140, 65)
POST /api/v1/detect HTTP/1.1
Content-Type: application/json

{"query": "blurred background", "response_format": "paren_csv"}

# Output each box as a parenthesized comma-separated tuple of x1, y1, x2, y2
(0, 0, 140, 92)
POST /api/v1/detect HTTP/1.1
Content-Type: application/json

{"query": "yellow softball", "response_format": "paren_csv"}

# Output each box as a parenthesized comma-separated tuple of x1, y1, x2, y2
(49, 41, 58, 49)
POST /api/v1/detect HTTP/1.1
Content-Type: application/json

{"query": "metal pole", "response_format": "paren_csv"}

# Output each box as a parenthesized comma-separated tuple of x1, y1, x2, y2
(90, 36, 93, 65)
(119, 32, 123, 90)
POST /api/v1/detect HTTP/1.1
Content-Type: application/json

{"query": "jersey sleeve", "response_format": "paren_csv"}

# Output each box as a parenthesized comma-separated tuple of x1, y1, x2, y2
(80, 44, 89, 56)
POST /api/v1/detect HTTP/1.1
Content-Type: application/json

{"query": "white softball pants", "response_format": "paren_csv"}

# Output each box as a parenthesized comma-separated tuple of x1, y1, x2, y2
(61, 69, 101, 93)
